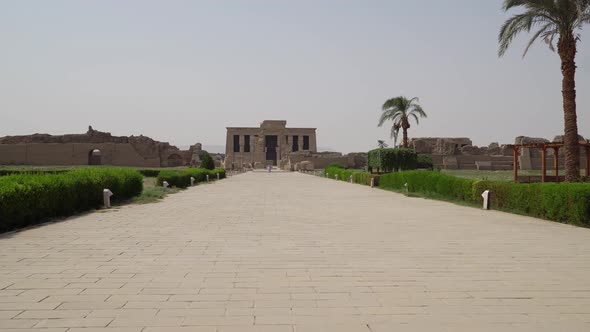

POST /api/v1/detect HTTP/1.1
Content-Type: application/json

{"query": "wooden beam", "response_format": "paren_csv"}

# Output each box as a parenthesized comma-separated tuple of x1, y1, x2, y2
(541, 147, 547, 183)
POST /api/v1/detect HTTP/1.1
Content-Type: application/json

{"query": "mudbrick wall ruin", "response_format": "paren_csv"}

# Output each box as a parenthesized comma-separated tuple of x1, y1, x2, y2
(0, 126, 208, 167)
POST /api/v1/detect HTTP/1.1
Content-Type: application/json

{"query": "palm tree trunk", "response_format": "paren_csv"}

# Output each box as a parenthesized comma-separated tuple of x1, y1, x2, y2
(558, 32, 580, 182)
(402, 128, 408, 148)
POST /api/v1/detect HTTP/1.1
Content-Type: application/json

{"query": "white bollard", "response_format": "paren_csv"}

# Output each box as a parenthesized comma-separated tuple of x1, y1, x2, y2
(163, 181, 169, 188)
(190, 177, 195, 186)
(206, 174, 210, 183)
(103, 189, 113, 209)
(335, 174, 339, 181)
(349, 175, 353, 184)
(217, 173, 220, 180)
(481, 190, 490, 210)
(404, 182, 408, 193)
(370, 178, 375, 188)
(325, 172, 328, 178)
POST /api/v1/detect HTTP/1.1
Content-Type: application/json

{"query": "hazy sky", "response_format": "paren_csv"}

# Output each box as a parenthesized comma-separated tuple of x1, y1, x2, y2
(1, 0, 588, 153)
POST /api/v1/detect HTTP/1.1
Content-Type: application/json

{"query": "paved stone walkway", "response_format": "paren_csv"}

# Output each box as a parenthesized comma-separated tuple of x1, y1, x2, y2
(1, 172, 590, 331)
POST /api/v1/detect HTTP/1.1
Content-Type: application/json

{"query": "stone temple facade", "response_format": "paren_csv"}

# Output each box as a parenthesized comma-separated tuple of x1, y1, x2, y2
(225, 120, 317, 169)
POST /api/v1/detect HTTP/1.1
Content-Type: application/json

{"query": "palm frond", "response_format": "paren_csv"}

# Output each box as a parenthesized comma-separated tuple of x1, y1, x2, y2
(410, 104, 427, 118)
(523, 23, 556, 56)
(499, 13, 536, 56)
(500, 0, 590, 57)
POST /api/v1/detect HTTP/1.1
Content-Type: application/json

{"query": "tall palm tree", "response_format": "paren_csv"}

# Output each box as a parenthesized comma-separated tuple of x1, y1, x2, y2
(378, 97, 427, 148)
(499, 0, 589, 182)
(377, 140, 389, 149)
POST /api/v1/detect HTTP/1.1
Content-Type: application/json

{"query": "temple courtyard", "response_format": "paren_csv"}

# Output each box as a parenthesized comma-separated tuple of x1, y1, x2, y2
(1, 172, 590, 331)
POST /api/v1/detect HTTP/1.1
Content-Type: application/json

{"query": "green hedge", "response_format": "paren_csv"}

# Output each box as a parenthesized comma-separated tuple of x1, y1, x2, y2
(0, 168, 143, 233)
(379, 171, 590, 227)
(0, 169, 70, 177)
(379, 171, 477, 202)
(137, 169, 161, 177)
(417, 154, 434, 169)
(325, 166, 378, 186)
(367, 148, 418, 173)
(156, 168, 226, 188)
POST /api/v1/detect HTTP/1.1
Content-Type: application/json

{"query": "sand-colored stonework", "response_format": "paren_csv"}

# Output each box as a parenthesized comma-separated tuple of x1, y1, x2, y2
(0, 126, 202, 167)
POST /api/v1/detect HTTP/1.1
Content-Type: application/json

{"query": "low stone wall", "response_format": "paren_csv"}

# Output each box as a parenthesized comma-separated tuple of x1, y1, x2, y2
(0, 127, 201, 167)
(0, 143, 162, 167)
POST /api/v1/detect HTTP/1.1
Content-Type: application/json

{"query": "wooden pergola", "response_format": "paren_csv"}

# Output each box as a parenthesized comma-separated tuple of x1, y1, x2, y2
(513, 142, 590, 183)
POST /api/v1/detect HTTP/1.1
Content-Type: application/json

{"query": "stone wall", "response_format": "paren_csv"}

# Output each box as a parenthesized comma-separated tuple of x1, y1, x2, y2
(0, 126, 201, 167)
(516, 136, 588, 170)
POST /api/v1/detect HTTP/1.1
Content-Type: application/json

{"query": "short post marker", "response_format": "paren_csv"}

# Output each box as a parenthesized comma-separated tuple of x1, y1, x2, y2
(217, 173, 220, 180)
(206, 174, 210, 183)
(163, 181, 169, 188)
(370, 178, 375, 188)
(349, 175, 353, 184)
(103, 189, 113, 209)
(482, 190, 490, 210)
(190, 177, 195, 186)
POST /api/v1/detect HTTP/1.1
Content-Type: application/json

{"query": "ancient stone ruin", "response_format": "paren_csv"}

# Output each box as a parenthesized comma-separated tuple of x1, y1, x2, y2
(515, 135, 588, 170)
(412, 135, 588, 170)
(410, 137, 514, 170)
(0, 126, 208, 167)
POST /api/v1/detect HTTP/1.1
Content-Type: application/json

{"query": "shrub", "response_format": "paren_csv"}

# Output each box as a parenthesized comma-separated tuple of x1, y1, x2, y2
(156, 168, 226, 188)
(379, 171, 477, 202)
(417, 154, 434, 169)
(379, 171, 590, 227)
(137, 169, 161, 177)
(325, 166, 378, 186)
(0, 168, 143, 233)
(367, 148, 418, 173)
(472, 181, 590, 227)
(210, 168, 226, 179)
(200, 151, 215, 170)
(156, 170, 192, 188)
(326, 163, 346, 169)
(0, 169, 70, 176)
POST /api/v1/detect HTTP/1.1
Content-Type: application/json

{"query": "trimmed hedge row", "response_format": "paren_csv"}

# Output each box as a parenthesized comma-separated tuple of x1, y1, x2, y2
(0, 168, 143, 233)
(325, 165, 378, 186)
(0, 169, 70, 177)
(379, 171, 590, 227)
(417, 154, 434, 170)
(137, 169, 162, 177)
(156, 168, 226, 188)
(368, 148, 418, 173)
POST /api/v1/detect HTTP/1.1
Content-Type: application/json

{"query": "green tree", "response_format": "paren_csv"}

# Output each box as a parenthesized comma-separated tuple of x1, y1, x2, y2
(498, 0, 589, 182)
(378, 97, 427, 148)
(200, 151, 215, 170)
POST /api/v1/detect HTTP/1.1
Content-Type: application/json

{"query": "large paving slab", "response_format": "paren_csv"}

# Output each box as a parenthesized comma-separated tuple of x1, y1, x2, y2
(1, 171, 590, 331)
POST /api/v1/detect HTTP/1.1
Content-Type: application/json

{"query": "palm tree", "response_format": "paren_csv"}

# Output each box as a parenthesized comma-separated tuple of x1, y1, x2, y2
(378, 96, 427, 148)
(499, 0, 589, 182)
(391, 124, 400, 148)
(377, 140, 389, 149)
